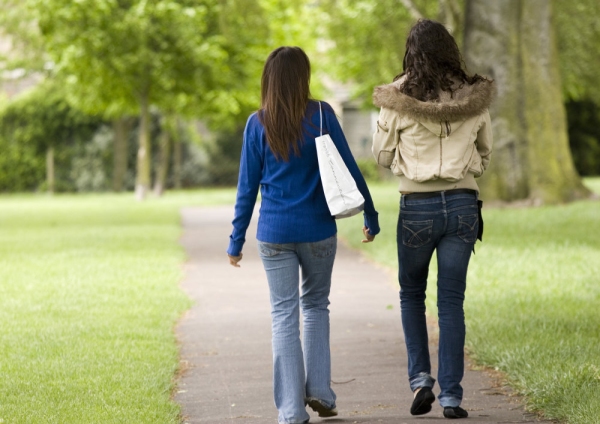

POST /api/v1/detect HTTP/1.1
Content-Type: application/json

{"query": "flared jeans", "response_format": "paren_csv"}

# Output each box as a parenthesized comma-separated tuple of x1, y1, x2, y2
(397, 190, 479, 408)
(258, 235, 337, 424)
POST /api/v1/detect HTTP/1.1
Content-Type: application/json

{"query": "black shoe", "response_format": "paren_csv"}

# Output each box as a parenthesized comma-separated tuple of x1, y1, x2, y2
(443, 406, 468, 419)
(410, 387, 435, 415)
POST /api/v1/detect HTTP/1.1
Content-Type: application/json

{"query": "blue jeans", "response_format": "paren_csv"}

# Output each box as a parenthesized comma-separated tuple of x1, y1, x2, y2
(258, 235, 337, 424)
(397, 191, 479, 408)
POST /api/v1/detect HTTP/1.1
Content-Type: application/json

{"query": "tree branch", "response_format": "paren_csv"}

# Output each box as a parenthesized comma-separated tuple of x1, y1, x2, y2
(398, 0, 424, 21)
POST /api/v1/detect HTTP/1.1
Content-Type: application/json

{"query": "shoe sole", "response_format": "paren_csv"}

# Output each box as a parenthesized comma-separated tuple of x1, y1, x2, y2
(306, 399, 338, 417)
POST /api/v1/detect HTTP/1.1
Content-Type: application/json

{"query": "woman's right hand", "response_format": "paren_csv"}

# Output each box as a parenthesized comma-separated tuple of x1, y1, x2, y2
(228, 253, 243, 267)
(362, 226, 375, 243)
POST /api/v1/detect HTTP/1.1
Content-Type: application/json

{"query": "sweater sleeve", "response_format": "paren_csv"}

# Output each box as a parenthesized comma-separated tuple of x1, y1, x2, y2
(227, 116, 262, 256)
(323, 104, 380, 236)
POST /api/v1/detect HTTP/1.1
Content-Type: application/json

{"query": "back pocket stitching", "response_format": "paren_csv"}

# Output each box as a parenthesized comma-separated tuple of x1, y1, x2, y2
(402, 219, 433, 248)
(310, 236, 336, 258)
(259, 243, 281, 257)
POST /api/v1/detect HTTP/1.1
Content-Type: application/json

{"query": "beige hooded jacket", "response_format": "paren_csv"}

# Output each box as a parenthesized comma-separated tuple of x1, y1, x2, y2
(372, 77, 495, 193)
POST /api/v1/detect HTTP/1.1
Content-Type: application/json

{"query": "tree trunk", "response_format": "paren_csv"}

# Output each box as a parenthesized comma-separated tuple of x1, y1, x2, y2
(135, 94, 152, 201)
(46, 146, 54, 194)
(153, 115, 173, 197)
(172, 118, 182, 190)
(112, 117, 132, 192)
(463, 0, 590, 204)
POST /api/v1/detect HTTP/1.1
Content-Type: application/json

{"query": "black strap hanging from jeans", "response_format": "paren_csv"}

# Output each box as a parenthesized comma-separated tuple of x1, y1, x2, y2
(477, 200, 484, 242)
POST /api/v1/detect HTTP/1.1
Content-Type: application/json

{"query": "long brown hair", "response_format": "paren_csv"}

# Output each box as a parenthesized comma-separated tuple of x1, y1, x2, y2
(395, 19, 488, 101)
(259, 46, 311, 161)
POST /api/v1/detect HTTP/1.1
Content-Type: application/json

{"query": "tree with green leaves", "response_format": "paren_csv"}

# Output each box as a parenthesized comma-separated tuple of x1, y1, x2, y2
(463, 0, 589, 203)
(318, 0, 463, 101)
(322, 0, 591, 203)
(554, 0, 600, 179)
(195, 0, 328, 186)
(0, 0, 46, 78)
(554, 0, 600, 103)
(25, 0, 230, 199)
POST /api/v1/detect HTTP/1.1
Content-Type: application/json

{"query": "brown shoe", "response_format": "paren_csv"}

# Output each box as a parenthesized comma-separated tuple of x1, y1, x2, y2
(306, 398, 338, 417)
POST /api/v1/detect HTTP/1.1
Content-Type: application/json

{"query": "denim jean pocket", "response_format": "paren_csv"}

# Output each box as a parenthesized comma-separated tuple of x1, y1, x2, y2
(458, 213, 478, 243)
(310, 235, 337, 258)
(258, 242, 282, 257)
(402, 219, 433, 248)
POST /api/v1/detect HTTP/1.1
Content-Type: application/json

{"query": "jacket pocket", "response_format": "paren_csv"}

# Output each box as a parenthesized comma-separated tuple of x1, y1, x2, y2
(390, 146, 405, 176)
(468, 148, 484, 176)
(402, 219, 433, 248)
(372, 116, 398, 169)
(377, 150, 395, 168)
(462, 135, 485, 176)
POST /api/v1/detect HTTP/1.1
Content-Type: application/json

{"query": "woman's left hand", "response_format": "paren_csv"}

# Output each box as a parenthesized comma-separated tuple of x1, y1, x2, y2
(362, 226, 375, 243)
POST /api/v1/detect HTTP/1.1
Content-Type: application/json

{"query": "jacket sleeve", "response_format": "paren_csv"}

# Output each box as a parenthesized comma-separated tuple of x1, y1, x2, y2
(324, 105, 380, 236)
(372, 107, 399, 168)
(476, 110, 493, 171)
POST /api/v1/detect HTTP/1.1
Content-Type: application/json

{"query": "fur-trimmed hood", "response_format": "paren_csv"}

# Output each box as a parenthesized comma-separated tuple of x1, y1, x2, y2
(373, 77, 495, 124)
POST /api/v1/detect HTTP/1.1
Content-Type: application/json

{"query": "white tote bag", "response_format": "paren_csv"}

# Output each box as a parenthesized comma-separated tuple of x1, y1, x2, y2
(315, 102, 365, 219)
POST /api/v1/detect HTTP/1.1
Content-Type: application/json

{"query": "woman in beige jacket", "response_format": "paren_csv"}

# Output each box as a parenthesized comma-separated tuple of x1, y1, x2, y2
(372, 19, 495, 419)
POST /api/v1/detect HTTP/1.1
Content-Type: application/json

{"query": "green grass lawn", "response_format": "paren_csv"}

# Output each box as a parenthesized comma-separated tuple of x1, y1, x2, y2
(337, 177, 600, 424)
(2, 180, 598, 423)
(0, 189, 235, 424)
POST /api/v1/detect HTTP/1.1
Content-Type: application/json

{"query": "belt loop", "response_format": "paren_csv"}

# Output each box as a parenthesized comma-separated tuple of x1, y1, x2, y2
(441, 191, 446, 204)
(401, 194, 405, 208)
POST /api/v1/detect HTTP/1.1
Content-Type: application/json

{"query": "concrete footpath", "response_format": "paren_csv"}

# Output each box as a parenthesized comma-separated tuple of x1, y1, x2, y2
(175, 206, 552, 424)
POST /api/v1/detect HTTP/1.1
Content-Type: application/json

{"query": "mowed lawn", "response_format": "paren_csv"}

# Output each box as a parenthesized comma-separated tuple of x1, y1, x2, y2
(1, 180, 598, 424)
(0, 190, 235, 423)
(337, 178, 600, 424)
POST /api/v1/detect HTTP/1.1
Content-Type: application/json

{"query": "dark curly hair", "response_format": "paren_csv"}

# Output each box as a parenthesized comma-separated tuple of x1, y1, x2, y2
(395, 19, 487, 102)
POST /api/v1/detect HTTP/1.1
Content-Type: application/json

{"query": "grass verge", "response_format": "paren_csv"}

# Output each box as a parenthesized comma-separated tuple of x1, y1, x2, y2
(0, 189, 235, 424)
(336, 177, 600, 424)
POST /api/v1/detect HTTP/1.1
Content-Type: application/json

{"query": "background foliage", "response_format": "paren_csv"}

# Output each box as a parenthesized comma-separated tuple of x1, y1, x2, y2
(0, 82, 102, 191)
(0, 0, 599, 194)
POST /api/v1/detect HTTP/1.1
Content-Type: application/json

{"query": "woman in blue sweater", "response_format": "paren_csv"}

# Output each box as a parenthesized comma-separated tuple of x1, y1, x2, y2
(227, 46, 380, 424)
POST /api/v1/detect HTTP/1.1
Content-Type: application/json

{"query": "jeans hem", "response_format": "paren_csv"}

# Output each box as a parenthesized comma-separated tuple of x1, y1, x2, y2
(409, 372, 436, 392)
(438, 396, 461, 408)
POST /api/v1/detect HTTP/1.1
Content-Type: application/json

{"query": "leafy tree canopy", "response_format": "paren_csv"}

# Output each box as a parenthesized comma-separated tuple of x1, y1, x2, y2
(318, 0, 438, 104)
(23, 0, 228, 121)
(554, 0, 600, 102)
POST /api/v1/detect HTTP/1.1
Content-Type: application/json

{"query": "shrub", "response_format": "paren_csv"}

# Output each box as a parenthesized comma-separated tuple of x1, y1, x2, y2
(356, 158, 382, 182)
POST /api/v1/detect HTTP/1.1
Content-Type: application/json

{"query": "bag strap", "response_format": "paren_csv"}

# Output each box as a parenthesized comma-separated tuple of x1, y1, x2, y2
(318, 101, 323, 136)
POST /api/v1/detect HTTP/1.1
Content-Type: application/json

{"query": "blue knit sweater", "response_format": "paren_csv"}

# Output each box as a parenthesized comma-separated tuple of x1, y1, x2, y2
(227, 100, 380, 257)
